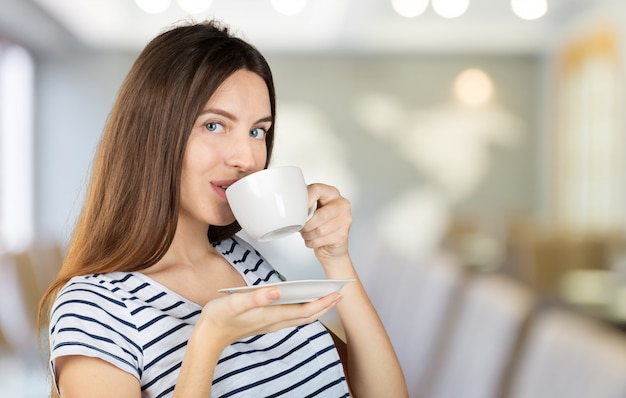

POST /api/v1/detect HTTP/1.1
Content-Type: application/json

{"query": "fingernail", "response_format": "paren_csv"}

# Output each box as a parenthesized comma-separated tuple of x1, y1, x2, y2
(333, 294, 343, 304)
(267, 288, 280, 301)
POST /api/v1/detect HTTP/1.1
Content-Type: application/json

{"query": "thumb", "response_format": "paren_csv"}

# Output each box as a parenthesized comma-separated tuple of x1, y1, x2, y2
(254, 287, 281, 307)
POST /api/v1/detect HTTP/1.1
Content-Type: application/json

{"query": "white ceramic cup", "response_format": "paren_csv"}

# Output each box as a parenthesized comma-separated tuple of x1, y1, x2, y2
(226, 166, 315, 241)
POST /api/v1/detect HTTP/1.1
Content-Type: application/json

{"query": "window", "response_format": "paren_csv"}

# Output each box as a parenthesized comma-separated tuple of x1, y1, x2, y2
(554, 28, 624, 234)
(0, 42, 35, 252)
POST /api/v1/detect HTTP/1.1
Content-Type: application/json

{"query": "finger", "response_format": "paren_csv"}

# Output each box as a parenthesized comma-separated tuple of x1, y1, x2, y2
(307, 183, 341, 209)
(226, 287, 281, 315)
(254, 287, 282, 306)
(304, 233, 347, 252)
(301, 214, 346, 240)
(302, 210, 351, 248)
(302, 199, 351, 234)
(263, 292, 341, 321)
(261, 293, 343, 332)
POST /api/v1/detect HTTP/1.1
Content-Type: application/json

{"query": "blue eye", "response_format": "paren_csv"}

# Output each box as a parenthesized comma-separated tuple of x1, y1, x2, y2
(205, 122, 224, 133)
(250, 128, 266, 140)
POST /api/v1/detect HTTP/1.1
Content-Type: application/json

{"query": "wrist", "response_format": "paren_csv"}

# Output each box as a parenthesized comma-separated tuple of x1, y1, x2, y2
(190, 316, 229, 358)
(174, 321, 224, 397)
(319, 254, 358, 280)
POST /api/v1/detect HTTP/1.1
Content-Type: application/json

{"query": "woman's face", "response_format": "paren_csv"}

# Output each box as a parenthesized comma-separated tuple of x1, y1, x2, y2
(180, 69, 271, 228)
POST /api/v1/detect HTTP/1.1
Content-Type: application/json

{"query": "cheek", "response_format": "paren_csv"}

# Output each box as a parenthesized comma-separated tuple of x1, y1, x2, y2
(183, 138, 218, 173)
(179, 145, 208, 198)
(257, 153, 268, 168)
(178, 168, 194, 208)
(257, 143, 269, 167)
(179, 157, 195, 192)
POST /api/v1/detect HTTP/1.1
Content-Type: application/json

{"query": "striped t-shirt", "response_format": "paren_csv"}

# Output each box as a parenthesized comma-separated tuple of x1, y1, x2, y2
(49, 236, 350, 397)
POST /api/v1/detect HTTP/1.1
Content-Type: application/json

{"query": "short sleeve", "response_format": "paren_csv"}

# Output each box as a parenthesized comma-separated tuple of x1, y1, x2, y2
(49, 277, 143, 381)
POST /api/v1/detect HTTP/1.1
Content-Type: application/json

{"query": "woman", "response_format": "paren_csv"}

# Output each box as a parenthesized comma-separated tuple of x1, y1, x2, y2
(39, 20, 407, 397)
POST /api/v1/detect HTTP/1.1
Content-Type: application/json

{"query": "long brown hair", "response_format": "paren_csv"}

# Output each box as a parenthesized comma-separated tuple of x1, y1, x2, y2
(39, 20, 276, 330)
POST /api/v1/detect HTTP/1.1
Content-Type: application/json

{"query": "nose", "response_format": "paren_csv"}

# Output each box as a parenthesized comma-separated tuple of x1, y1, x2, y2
(225, 133, 259, 172)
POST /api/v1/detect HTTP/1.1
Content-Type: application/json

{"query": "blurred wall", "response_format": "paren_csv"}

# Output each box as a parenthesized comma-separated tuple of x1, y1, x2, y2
(268, 54, 537, 220)
(35, 53, 134, 243)
(536, 0, 626, 228)
(32, 49, 539, 273)
(1, 0, 621, 273)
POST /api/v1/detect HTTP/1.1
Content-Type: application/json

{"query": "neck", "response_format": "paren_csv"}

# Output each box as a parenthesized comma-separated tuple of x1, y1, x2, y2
(161, 214, 215, 268)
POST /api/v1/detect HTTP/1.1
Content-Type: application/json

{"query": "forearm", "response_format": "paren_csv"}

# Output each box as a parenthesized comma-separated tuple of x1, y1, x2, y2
(322, 256, 408, 398)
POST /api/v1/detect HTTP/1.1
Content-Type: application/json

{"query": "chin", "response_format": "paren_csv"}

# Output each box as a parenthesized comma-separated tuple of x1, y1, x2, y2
(213, 215, 236, 227)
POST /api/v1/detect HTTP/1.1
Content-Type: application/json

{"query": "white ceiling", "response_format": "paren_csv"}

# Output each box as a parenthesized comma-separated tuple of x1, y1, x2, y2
(0, 0, 604, 55)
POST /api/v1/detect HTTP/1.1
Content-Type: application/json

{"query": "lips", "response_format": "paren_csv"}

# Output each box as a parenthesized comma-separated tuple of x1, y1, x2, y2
(212, 179, 238, 189)
(211, 179, 238, 201)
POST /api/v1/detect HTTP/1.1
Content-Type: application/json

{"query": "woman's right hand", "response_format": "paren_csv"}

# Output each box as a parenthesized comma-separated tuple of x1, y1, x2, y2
(173, 287, 342, 397)
(196, 287, 342, 350)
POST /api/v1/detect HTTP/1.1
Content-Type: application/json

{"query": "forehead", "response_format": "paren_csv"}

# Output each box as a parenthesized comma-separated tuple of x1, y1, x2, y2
(207, 70, 270, 107)
(194, 71, 271, 127)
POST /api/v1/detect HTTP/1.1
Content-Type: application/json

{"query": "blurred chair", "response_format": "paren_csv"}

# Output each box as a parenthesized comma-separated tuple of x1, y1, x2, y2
(392, 254, 465, 398)
(507, 308, 626, 398)
(360, 248, 466, 398)
(0, 324, 10, 355)
(12, 252, 41, 326)
(0, 252, 37, 357)
(24, 242, 63, 302)
(0, 243, 62, 359)
(423, 272, 535, 398)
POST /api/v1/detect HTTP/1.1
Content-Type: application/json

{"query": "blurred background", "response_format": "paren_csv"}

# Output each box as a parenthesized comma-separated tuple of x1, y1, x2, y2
(1, 0, 626, 397)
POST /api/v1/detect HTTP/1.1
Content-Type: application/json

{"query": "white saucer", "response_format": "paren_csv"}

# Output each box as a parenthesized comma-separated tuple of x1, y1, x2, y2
(218, 279, 355, 305)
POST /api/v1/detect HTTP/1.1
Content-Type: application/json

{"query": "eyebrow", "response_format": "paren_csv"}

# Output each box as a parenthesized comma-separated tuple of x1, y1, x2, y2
(199, 108, 273, 125)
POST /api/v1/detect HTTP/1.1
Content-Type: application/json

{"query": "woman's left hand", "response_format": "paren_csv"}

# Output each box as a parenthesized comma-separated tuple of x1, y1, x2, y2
(301, 183, 352, 263)
(302, 184, 408, 398)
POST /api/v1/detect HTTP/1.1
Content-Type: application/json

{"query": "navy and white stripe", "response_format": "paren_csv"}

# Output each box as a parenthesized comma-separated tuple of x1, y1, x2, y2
(49, 236, 349, 397)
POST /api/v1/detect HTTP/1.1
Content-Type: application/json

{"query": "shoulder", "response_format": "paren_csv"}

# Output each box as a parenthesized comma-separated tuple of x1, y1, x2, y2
(49, 273, 144, 379)
(50, 272, 143, 342)
(213, 236, 285, 284)
(213, 235, 258, 256)
(213, 236, 266, 266)
(52, 273, 137, 313)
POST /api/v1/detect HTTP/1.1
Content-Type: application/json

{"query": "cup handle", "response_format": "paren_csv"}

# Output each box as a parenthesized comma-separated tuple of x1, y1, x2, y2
(306, 201, 318, 221)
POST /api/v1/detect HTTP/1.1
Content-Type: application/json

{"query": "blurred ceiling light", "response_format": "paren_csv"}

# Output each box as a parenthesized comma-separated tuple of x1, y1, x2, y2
(177, 0, 212, 14)
(432, 0, 469, 18)
(454, 68, 494, 106)
(511, 0, 548, 20)
(392, 0, 429, 18)
(135, 0, 171, 14)
(271, 0, 308, 16)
